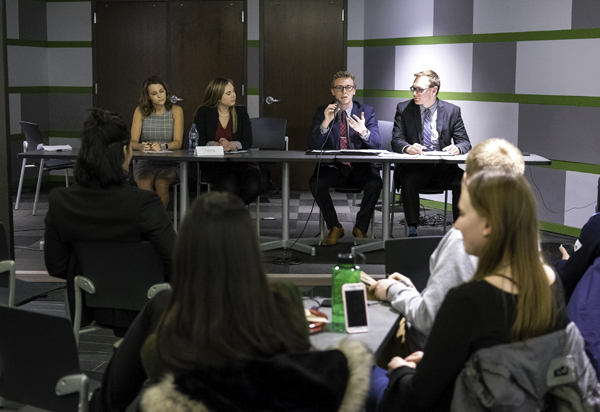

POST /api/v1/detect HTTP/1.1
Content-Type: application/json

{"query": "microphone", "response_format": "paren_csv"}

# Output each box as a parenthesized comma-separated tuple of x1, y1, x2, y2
(170, 95, 185, 104)
(333, 99, 341, 122)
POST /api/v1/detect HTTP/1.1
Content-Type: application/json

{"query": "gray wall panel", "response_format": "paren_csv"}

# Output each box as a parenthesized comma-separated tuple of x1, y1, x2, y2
(48, 94, 93, 131)
(433, 0, 473, 36)
(20, 93, 48, 130)
(518, 104, 600, 165)
(472, 42, 516, 94)
(364, 47, 396, 90)
(526, 166, 565, 225)
(19, 0, 46, 40)
(248, 47, 259, 88)
(571, 0, 600, 30)
(363, 96, 408, 123)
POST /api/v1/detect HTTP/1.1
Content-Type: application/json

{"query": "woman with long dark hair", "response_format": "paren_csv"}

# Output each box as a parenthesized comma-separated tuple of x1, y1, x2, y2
(92, 191, 372, 412)
(193, 78, 261, 205)
(131, 75, 184, 208)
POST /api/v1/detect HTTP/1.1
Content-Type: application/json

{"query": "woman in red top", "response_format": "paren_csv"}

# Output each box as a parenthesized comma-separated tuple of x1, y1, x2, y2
(193, 78, 261, 205)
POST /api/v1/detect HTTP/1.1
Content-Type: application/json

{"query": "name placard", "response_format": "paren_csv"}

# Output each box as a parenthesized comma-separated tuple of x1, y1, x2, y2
(195, 146, 224, 156)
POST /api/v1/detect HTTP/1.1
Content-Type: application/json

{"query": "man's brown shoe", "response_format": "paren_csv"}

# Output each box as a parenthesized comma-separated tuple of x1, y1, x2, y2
(352, 227, 368, 238)
(321, 226, 344, 246)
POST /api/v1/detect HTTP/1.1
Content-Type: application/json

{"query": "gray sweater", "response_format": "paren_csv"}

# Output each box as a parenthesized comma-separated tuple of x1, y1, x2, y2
(386, 228, 478, 351)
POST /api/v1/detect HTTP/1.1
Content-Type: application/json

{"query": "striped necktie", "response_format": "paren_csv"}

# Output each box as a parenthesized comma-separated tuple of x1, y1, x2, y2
(422, 108, 433, 151)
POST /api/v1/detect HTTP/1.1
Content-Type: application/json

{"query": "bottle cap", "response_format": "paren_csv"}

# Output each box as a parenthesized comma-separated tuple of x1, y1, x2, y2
(337, 253, 354, 264)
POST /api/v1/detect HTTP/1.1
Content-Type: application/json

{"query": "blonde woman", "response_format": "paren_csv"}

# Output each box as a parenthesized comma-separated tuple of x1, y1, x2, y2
(193, 78, 261, 205)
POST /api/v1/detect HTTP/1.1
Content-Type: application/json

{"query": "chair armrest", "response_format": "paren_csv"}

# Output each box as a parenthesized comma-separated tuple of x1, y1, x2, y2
(147, 282, 171, 299)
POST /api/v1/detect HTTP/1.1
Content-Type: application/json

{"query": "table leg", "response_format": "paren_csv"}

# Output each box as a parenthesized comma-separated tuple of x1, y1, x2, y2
(351, 163, 390, 254)
(180, 161, 188, 218)
(259, 161, 315, 256)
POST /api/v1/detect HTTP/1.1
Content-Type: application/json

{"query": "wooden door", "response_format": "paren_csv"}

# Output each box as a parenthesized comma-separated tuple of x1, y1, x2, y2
(261, 0, 345, 190)
(95, 2, 168, 124)
(94, 0, 246, 136)
(169, 1, 245, 135)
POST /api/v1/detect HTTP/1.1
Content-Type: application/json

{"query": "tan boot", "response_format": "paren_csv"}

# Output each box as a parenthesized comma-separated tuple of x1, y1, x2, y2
(321, 226, 345, 246)
(352, 226, 368, 238)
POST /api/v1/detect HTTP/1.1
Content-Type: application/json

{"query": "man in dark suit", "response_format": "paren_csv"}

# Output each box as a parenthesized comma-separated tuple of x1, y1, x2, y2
(308, 71, 383, 246)
(392, 70, 471, 236)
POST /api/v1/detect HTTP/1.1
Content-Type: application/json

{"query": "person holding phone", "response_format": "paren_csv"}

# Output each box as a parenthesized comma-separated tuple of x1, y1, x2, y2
(131, 76, 184, 208)
(91, 192, 372, 412)
(193, 78, 261, 205)
(377, 171, 599, 411)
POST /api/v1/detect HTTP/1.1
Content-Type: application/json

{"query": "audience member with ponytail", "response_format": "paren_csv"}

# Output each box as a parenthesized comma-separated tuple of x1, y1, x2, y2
(44, 108, 176, 334)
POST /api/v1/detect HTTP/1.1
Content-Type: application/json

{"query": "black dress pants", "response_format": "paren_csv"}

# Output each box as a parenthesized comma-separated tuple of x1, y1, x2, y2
(309, 163, 383, 233)
(200, 162, 262, 205)
(395, 163, 464, 227)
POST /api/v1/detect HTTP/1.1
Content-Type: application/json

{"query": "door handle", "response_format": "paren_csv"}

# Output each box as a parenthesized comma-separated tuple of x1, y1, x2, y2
(170, 95, 185, 103)
(265, 96, 280, 104)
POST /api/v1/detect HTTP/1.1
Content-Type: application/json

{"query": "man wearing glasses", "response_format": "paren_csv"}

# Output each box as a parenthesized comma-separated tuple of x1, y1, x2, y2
(308, 70, 382, 246)
(392, 70, 471, 237)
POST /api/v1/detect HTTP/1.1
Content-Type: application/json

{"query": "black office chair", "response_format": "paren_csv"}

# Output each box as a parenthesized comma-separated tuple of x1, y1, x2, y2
(15, 121, 74, 215)
(72, 241, 170, 347)
(250, 117, 288, 236)
(0, 305, 94, 411)
(384, 236, 443, 292)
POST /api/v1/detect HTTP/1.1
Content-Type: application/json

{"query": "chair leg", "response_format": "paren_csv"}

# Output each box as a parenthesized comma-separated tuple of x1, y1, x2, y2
(33, 159, 45, 216)
(443, 190, 448, 234)
(64, 168, 69, 188)
(14, 158, 28, 209)
(319, 212, 325, 242)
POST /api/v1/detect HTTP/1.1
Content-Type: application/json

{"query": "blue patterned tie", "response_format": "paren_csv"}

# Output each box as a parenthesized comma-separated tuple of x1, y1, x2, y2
(422, 108, 433, 151)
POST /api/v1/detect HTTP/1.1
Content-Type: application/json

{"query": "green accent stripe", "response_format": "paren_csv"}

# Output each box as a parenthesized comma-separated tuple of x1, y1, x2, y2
(538, 221, 582, 238)
(247, 88, 259, 96)
(540, 160, 600, 174)
(361, 89, 600, 107)
(7, 39, 91, 48)
(350, 28, 600, 47)
(247, 40, 259, 48)
(9, 86, 92, 94)
(421, 200, 584, 236)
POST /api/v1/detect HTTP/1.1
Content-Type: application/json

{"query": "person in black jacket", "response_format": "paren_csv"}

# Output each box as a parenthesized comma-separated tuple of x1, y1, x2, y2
(193, 78, 261, 205)
(44, 108, 176, 333)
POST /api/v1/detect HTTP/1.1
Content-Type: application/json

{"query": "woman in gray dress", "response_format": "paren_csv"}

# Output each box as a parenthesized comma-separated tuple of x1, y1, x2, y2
(131, 76, 184, 208)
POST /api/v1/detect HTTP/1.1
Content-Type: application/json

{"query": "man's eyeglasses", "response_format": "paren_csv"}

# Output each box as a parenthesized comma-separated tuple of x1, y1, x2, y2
(333, 85, 355, 92)
(410, 86, 430, 94)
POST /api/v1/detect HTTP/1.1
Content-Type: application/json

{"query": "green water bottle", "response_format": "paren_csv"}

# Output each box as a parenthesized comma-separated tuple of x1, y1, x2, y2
(331, 253, 363, 333)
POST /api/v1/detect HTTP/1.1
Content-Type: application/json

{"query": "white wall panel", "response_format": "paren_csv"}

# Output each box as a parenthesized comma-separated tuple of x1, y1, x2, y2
(473, 0, 572, 34)
(394, 43, 473, 92)
(516, 39, 600, 97)
(247, 95, 259, 119)
(47, 2, 91, 41)
(455, 100, 519, 149)
(364, 0, 433, 40)
(347, 47, 364, 89)
(6, 0, 19, 39)
(7, 46, 48, 86)
(248, 0, 259, 41)
(9, 94, 21, 135)
(48, 48, 92, 87)
(564, 171, 598, 228)
(348, 0, 364, 40)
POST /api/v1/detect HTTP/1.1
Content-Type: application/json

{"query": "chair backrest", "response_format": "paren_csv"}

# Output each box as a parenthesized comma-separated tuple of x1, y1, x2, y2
(72, 241, 166, 311)
(384, 236, 443, 292)
(0, 305, 86, 411)
(19, 121, 44, 151)
(250, 117, 287, 150)
(378, 120, 394, 152)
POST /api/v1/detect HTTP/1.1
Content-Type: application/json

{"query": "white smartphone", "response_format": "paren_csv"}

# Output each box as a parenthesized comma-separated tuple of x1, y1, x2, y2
(342, 283, 369, 334)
